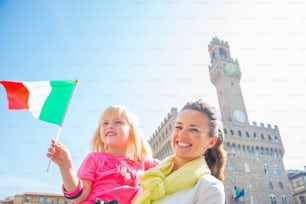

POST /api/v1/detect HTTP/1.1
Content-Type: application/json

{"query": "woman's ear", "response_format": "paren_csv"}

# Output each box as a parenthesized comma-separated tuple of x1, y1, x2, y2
(208, 135, 218, 148)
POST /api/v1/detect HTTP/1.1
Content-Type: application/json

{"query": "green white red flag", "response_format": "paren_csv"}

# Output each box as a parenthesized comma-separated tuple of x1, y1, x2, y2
(0, 80, 77, 126)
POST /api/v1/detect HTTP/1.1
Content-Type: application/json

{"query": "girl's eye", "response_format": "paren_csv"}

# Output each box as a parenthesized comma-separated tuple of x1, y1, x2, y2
(103, 122, 109, 126)
(115, 121, 122, 124)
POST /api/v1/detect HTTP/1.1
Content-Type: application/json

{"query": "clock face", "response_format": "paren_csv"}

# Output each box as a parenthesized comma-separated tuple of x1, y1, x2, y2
(233, 109, 246, 123)
(224, 63, 239, 76)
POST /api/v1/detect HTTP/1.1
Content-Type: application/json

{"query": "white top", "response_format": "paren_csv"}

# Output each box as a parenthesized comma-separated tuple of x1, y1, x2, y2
(152, 174, 225, 204)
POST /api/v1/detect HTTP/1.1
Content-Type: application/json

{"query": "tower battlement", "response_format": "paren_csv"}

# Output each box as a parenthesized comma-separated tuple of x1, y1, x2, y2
(149, 107, 177, 142)
(251, 121, 279, 131)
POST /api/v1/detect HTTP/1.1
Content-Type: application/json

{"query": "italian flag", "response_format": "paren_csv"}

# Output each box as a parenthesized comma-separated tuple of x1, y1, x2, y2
(0, 80, 77, 126)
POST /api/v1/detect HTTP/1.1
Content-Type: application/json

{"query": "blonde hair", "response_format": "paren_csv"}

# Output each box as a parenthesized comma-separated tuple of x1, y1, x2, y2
(91, 105, 152, 162)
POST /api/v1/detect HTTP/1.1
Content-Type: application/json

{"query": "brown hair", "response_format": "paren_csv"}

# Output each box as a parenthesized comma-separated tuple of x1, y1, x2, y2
(181, 100, 227, 181)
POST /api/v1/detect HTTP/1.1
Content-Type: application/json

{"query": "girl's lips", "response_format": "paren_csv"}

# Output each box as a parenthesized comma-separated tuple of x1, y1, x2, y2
(105, 131, 116, 136)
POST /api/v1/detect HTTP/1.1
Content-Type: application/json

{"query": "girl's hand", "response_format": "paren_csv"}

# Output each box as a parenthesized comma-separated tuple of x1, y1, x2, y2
(46, 139, 73, 168)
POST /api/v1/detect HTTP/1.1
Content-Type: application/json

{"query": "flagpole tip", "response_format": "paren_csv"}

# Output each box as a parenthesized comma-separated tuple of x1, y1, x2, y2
(75, 79, 79, 83)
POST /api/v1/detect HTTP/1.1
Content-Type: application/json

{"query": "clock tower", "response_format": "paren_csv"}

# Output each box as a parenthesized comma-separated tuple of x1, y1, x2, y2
(208, 37, 249, 124)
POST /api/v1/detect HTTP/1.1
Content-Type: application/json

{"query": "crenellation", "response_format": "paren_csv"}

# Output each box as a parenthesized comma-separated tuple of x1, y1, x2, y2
(251, 121, 279, 131)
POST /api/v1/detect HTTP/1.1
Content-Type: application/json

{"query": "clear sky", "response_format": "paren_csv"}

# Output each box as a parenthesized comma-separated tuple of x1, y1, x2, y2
(1, 0, 305, 199)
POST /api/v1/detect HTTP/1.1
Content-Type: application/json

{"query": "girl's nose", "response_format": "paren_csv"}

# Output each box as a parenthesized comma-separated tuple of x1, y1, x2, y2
(106, 122, 114, 129)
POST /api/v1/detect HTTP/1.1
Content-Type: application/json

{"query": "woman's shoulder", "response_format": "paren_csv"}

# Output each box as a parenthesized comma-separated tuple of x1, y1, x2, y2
(192, 174, 225, 203)
(199, 174, 224, 186)
(196, 174, 225, 194)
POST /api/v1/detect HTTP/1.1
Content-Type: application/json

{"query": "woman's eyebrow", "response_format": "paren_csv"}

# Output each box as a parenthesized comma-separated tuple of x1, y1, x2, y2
(189, 124, 200, 128)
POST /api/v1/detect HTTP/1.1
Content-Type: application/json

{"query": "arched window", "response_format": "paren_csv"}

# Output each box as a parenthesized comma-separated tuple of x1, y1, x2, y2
(274, 165, 281, 175)
(299, 195, 306, 204)
(228, 160, 234, 172)
(244, 162, 250, 172)
(237, 144, 241, 155)
(251, 146, 255, 157)
(246, 131, 250, 138)
(281, 195, 288, 204)
(261, 133, 265, 140)
(270, 194, 277, 204)
(219, 48, 227, 58)
(264, 164, 270, 174)
(278, 182, 284, 189)
(268, 181, 274, 189)
(232, 143, 236, 155)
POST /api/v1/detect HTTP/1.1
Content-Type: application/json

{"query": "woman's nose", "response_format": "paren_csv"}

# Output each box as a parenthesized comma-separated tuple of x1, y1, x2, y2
(178, 128, 188, 138)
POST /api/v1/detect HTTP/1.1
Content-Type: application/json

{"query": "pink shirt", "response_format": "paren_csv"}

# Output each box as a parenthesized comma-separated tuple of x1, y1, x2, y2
(77, 152, 158, 204)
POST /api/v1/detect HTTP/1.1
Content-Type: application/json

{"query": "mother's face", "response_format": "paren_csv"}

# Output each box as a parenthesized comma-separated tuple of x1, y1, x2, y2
(172, 109, 217, 164)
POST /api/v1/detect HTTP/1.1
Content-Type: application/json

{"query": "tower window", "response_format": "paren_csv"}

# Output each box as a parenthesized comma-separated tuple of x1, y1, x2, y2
(268, 135, 272, 141)
(228, 160, 234, 172)
(270, 194, 277, 204)
(219, 48, 227, 58)
(246, 132, 250, 138)
(278, 182, 284, 189)
(264, 164, 270, 174)
(261, 134, 265, 140)
(268, 181, 274, 189)
(244, 162, 250, 172)
(212, 51, 216, 59)
(274, 165, 281, 175)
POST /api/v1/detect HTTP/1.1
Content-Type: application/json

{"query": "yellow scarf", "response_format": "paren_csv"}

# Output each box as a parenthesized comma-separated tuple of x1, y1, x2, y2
(133, 155, 211, 204)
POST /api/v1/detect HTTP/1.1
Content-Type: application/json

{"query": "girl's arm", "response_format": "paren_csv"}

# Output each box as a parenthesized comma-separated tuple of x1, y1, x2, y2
(47, 140, 91, 203)
(69, 179, 92, 204)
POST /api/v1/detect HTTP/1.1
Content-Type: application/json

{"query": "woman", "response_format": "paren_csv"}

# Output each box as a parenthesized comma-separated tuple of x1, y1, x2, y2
(133, 100, 227, 204)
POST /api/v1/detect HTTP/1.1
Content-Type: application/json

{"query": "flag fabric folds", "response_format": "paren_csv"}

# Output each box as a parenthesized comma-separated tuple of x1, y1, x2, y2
(0, 80, 77, 126)
(232, 186, 245, 201)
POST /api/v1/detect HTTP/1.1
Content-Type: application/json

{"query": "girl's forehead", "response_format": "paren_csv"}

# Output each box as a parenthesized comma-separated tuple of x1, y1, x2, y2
(102, 110, 127, 120)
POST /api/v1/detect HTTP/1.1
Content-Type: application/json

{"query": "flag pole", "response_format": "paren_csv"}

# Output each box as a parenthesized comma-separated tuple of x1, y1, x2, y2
(46, 79, 78, 172)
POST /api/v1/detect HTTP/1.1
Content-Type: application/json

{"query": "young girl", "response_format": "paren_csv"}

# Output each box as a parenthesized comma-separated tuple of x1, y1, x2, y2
(47, 105, 158, 204)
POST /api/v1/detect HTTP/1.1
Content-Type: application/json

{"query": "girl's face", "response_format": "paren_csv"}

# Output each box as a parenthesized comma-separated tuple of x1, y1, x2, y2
(172, 109, 217, 166)
(100, 114, 131, 153)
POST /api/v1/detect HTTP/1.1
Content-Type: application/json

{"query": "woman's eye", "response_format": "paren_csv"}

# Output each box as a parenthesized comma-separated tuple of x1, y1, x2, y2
(115, 121, 122, 124)
(103, 122, 109, 126)
(174, 126, 182, 129)
(189, 128, 199, 132)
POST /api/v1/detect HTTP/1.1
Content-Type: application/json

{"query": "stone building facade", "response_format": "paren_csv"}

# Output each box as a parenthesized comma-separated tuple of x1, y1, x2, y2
(287, 167, 306, 204)
(0, 192, 71, 204)
(149, 37, 293, 204)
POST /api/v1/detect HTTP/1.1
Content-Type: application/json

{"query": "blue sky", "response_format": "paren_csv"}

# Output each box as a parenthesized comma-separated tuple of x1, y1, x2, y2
(1, 0, 306, 199)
